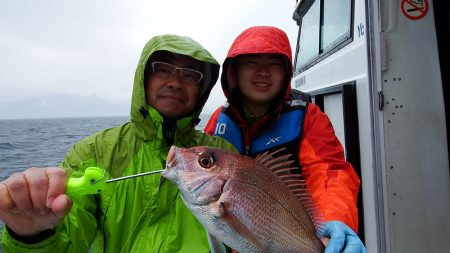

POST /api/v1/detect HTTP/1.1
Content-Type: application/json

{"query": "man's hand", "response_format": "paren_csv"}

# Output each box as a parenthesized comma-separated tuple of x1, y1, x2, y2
(320, 220, 367, 253)
(0, 167, 72, 238)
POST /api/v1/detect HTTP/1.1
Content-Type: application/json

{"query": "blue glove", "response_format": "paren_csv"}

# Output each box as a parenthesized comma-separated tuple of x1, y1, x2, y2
(320, 221, 367, 253)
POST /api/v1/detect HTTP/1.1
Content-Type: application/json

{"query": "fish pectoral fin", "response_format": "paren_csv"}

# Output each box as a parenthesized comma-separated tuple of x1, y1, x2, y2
(207, 233, 232, 253)
(217, 202, 266, 252)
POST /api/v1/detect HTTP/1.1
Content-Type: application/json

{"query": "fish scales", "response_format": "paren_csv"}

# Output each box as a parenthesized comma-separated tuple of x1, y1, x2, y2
(162, 146, 324, 253)
(229, 159, 317, 244)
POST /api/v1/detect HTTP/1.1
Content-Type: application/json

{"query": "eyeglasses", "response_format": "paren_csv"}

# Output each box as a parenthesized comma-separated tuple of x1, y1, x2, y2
(150, 61, 204, 85)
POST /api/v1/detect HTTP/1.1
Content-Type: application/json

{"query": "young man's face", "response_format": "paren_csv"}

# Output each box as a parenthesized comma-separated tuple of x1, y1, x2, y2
(234, 54, 286, 108)
(145, 52, 203, 118)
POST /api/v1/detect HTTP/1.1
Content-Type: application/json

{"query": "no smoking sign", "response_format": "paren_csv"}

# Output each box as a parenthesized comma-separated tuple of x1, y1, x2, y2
(401, 0, 429, 20)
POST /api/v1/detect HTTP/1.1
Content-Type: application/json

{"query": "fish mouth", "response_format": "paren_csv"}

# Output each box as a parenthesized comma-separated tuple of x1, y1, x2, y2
(161, 146, 179, 181)
(166, 146, 177, 167)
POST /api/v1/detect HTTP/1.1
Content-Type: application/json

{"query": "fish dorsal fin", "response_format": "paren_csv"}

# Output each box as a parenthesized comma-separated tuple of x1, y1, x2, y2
(255, 149, 324, 231)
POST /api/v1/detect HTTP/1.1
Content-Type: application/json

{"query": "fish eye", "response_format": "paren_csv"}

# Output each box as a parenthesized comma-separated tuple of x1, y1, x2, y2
(198, 154, 215, 168)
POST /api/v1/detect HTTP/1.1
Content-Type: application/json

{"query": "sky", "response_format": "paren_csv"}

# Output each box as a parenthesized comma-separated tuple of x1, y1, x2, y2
(0, 0, 300, 119)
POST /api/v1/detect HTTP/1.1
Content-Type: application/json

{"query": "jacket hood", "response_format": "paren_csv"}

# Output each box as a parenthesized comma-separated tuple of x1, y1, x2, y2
(221, 26, 293, 110)
(130, 34, 220, 139)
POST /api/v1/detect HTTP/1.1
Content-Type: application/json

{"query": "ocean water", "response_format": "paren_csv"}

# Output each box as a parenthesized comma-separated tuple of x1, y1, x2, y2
(0, 114, 210, 250)
(0, 116, 128, 181)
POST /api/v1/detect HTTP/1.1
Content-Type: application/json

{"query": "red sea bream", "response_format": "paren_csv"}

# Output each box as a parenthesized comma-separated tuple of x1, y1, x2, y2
(162, 146, 324, 253)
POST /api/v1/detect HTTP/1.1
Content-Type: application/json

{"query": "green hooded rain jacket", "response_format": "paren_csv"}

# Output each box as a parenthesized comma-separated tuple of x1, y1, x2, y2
(1, 35, 235, 253)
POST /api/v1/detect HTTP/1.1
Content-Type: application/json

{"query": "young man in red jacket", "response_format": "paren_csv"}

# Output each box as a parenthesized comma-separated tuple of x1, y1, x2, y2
(204, 26, 366, 253)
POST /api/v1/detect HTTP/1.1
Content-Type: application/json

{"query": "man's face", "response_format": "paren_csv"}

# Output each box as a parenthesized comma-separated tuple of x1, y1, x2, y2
(145, 53, 202, 118)
(235, 54, 286, 107)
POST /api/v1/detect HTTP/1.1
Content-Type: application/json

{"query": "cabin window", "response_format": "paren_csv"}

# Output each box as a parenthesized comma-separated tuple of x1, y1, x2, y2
(294, 0, 353, 73)
(297, 0, 320, 68)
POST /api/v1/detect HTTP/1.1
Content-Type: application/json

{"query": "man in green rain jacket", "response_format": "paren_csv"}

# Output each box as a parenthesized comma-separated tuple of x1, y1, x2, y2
(0, 34, 235, 252)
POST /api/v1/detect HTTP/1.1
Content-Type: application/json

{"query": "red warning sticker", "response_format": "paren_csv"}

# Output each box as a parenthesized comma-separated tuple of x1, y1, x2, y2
(401, 0, 429, 20)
